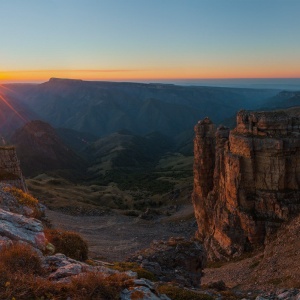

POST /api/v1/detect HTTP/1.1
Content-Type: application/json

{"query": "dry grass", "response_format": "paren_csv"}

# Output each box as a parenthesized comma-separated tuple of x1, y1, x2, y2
(4, 186, 39, 208)
(131, 290, 146, 300)
(0, 243, 132, 299)
(44, 228, 89, 261)
(3, 186, 43, 219)
(0, 271, 131, 300)
(27, 176, 132, 213)
(0, 242, 43, 275)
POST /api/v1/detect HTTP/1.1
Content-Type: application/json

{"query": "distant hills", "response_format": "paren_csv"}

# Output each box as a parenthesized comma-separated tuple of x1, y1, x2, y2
(4, 78, 278, 138)
(261, 90, 300, 110)
(1, 78, 300, 182)
(11, 120, 86, 177)
(83, 130, 174, 178)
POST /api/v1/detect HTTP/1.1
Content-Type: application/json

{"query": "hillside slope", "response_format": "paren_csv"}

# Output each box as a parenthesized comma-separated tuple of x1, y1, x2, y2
(0, 90, 38, 138)
(11, 120, 87, 177)
(203, 213, 300, 291)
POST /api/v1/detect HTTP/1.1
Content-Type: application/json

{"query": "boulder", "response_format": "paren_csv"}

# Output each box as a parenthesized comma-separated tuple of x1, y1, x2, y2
(128, 237, 206, 287)
(44, 253, 122, 281)
(0, 208, 46, 250)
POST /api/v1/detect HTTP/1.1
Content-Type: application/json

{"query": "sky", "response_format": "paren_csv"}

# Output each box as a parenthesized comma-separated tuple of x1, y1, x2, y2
(0, 0, 300, 82)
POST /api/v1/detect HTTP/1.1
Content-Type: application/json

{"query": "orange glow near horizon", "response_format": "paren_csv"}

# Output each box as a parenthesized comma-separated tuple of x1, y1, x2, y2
(1, 68, 300, 83)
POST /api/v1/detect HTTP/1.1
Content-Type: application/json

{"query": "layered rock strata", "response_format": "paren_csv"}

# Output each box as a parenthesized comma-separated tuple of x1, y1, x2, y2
(192, 110, 300, 261)
(0, 146, 27, 191)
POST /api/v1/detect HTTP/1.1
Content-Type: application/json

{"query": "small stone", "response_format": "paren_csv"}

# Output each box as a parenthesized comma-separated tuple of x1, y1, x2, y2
(124, 270, 137, 278)
(49, 263, 82, 280)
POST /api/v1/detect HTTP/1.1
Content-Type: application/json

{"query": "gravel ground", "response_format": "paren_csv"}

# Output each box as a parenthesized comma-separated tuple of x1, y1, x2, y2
(45, 205, 197, 262)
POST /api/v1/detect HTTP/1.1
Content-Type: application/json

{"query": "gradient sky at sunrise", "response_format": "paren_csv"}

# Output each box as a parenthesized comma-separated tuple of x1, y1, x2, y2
(1, 0, 300, 82)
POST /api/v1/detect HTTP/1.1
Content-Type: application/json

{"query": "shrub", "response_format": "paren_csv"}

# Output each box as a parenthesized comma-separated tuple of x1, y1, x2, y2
(3, 186, 43, 218)
(69, 272, 132, 300)
(0, 241, 131, 299)
(0, 242, 43, 275)
(157, 284, 214, 300)
(44, 228, 88, 261)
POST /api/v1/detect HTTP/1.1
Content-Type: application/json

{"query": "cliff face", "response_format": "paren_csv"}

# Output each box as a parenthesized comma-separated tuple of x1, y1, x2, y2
(192, 109, 300, 261)
(0, 147, 27, 192)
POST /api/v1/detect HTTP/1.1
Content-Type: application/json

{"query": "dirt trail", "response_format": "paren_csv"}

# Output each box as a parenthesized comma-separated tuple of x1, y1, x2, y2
(46, 205, 196, 262)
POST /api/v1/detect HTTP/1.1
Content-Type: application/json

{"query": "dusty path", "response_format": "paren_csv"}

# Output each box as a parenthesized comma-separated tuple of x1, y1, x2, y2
(46, 205, 196, 262)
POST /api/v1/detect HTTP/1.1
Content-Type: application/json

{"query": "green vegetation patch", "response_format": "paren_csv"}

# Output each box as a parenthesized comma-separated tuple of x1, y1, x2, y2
(96, 170, 177, 194)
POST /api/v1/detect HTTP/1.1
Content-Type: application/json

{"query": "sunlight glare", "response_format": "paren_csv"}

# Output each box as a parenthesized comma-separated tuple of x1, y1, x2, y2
(0, 94, 28, 124)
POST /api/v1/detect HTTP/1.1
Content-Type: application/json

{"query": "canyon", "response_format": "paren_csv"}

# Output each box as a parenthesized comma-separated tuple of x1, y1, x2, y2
(193, 107, 300, 261)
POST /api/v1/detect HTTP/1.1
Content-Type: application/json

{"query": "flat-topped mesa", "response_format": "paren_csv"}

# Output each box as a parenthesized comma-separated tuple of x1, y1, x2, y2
(0, 146, 27, 192)
(235, 109, 300, 137)
(192, 109, 300, 261)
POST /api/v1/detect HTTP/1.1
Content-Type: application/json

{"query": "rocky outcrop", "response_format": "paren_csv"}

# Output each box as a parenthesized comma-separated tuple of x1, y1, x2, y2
(0, 208, 46, 250)
(120, 279, 171, 300)
(0, 146, 27, 191)
(128, 237, 206, 287)
(44, 253, 119, 281)
(0, 183, 46, 250)
(192, 109, 300, 261)
(0, 182, 38, 217)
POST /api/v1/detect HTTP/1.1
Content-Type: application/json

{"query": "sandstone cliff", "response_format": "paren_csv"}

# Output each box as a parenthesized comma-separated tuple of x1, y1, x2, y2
(192, 108, 300, 261)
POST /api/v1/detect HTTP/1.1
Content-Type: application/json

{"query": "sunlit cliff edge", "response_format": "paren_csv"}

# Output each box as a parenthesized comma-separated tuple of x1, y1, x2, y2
(193, 107, 300, 261)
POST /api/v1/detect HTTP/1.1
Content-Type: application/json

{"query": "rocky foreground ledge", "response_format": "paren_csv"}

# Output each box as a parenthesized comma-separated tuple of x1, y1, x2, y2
(1, 183, 297, 299)
(0, 183, 176, 299)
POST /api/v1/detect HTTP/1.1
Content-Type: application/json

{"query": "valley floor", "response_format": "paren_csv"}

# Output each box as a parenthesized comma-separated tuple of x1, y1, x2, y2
(46, 203, 300, 295)
(45, 204, 196, 261)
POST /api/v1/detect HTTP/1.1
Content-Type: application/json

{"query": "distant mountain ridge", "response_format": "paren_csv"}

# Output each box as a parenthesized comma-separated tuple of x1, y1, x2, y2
(2, 78, 297, 179)
(5, 78, 278, 138)
(261, 90, 300, 110)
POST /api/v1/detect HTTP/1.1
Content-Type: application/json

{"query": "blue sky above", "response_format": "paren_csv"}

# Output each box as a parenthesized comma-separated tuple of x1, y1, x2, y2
(0, 0, 300, 81)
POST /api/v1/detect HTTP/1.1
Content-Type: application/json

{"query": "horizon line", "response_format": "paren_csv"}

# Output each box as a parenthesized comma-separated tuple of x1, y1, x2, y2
(2, 76, 300, 85)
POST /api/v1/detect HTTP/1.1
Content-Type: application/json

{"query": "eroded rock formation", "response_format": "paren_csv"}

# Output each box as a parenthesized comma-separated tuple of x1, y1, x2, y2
(0, 146, 27, 192)
(192, 109, 300, 261)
